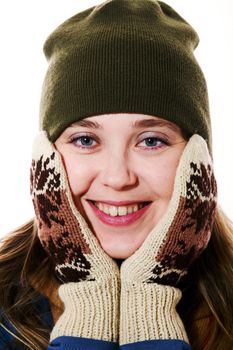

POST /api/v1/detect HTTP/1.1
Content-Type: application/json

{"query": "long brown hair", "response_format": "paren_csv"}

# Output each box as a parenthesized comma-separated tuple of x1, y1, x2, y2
(1, 207, 233, 349)
(0, 220, 53, 349)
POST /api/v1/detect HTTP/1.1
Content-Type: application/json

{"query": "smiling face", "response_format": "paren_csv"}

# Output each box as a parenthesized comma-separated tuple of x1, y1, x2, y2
(54, 113, 187, 259)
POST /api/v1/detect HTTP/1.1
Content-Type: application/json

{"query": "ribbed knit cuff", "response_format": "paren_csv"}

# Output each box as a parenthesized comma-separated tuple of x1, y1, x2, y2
(50, 277, 120, 342)
(120, 281, 189, 345)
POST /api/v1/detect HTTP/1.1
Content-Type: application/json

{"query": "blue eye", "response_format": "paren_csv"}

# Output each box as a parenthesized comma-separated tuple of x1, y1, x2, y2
(139, 137, 168, 150)
(71, 135, 97, 148)
(79, 136, 94, 146)
(144, 137, 161, 146)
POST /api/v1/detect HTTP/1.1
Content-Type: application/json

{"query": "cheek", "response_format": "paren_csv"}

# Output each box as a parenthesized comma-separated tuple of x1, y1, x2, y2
(148, 157, 179, 201)
(61, 154, 94, 197)
(163, 161, 178, 197)
(161, 148, 186, 205)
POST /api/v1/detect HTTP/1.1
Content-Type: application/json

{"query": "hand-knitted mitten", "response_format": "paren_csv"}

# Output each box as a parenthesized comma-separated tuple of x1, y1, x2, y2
(30, 132, 120, 342)
(120, 134, 217, 345)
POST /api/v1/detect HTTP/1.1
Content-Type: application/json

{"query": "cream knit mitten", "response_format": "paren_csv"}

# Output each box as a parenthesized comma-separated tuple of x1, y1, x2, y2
(30, 132, 120, 343)
(120, 135, 217, 346)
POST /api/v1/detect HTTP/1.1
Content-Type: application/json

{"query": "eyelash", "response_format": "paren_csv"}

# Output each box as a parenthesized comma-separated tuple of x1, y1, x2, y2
(69, 133, 170, 151)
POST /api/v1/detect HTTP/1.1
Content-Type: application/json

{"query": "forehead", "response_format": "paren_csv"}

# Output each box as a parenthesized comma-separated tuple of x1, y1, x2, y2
(70, 113, 181, 133)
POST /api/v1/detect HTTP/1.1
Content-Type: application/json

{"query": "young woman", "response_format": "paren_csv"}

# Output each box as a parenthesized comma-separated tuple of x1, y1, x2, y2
(1, 1, 233, 349)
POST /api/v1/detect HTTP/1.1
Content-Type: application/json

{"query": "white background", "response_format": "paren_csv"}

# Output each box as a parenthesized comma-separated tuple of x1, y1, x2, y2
(0, 0, 232, 236)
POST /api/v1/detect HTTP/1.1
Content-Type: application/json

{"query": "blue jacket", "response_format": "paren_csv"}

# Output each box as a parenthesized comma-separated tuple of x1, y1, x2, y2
(0, 293, 190, 350)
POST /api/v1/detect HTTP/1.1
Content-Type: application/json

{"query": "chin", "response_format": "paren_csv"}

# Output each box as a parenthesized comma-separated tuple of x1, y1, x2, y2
(100, 243, 138, 259)
(107, 251, 130, 259)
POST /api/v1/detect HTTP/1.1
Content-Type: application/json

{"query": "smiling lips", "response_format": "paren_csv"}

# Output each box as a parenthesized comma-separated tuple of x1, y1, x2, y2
(88, 200, 152, 226)
(93, 201, 148, 216)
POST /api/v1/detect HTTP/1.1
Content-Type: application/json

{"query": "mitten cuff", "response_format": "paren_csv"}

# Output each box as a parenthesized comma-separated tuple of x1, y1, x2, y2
(50, 277, 120, 342)
(120, 281, 189, 345)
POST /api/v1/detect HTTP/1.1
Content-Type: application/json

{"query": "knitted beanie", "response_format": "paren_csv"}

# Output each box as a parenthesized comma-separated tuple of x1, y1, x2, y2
(40, 0, 212, 150)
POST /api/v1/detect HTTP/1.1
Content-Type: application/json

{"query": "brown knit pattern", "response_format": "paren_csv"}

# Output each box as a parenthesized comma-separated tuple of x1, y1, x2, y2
(30, 151, 93, 283)
(148, 161, 217, 286)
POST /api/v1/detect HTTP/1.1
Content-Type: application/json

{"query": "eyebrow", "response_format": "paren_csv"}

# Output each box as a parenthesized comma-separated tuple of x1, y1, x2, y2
(133, 118, 179, 132)
(71, 118, 179, 132)
(71, 120, 103, 129)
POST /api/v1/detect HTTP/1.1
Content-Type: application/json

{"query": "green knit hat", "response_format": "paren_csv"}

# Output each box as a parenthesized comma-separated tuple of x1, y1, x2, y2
(40, 0, 212, 150)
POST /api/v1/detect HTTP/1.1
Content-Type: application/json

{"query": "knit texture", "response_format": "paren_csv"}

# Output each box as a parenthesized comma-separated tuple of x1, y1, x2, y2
(120, 135, 217, 345)
(40, 0, 211, 150)
(30, 132, 120, 342)
(120, 282, 188, 344)
(31, 275, 213, 347)
(50, 279, 119, 341)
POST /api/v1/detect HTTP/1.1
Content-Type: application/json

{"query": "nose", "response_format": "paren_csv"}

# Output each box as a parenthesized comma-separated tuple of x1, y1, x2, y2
(100, 151, 138, 190)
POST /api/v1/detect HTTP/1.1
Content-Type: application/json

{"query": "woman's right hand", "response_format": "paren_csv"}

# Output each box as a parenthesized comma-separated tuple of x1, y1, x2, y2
(30, 131, 120, 343)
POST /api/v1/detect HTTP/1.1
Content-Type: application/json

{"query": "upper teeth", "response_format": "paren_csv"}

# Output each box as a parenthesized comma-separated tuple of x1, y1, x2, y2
(94, 202, 145, 216)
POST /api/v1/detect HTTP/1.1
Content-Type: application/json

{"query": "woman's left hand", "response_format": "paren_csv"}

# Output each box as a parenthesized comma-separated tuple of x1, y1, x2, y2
(119, 134, 217, 347)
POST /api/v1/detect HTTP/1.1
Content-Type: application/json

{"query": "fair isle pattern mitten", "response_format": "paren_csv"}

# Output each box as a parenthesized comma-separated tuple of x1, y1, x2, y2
(120, 134, 217, 346)
(30, 131, 120, 342)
